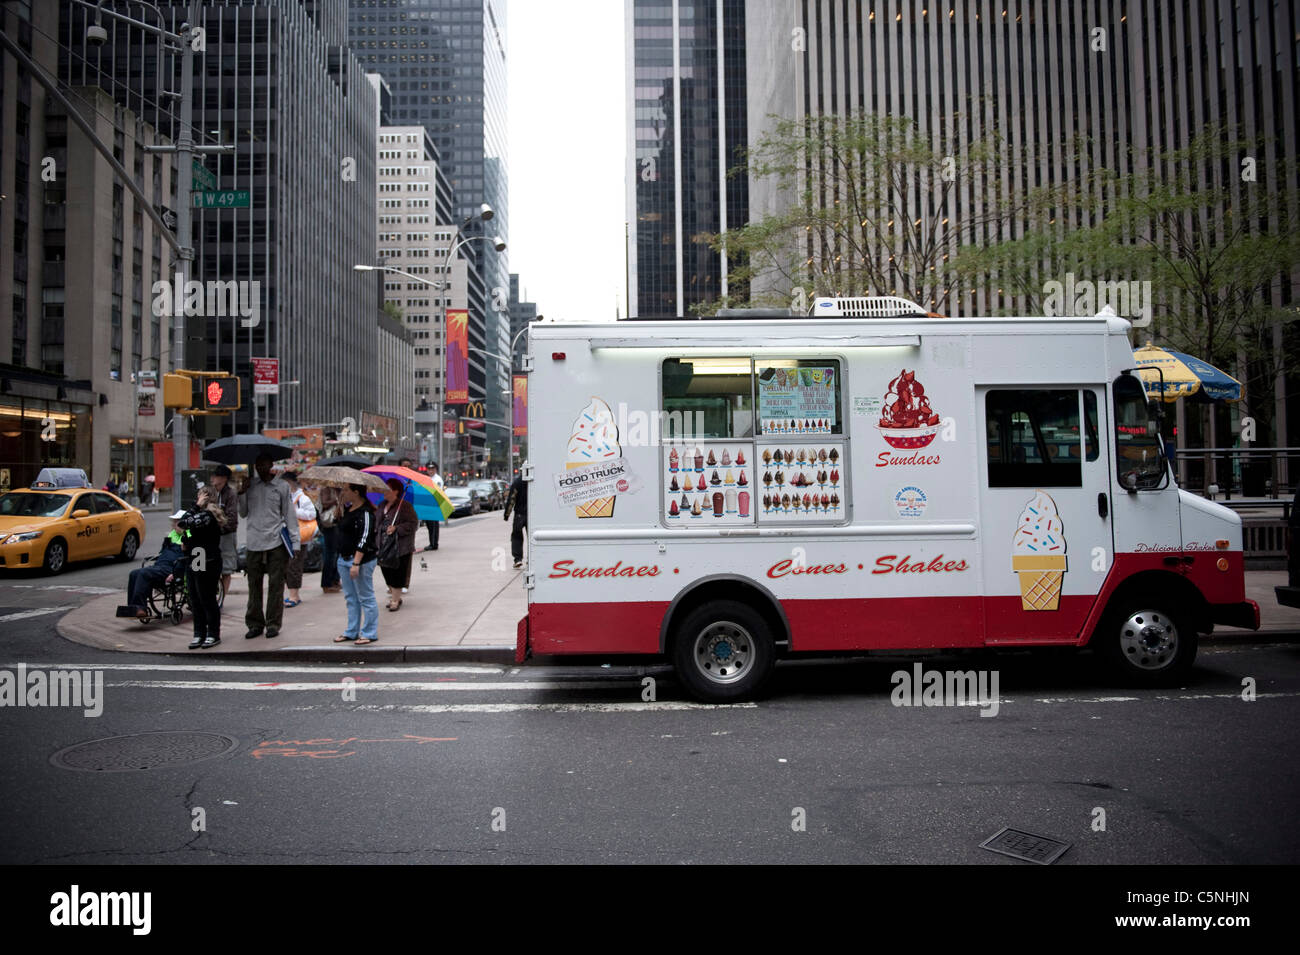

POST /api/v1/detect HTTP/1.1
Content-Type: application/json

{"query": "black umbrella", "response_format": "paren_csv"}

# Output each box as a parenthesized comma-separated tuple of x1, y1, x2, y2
(316, 453, 372, 469)
(202, 435, 293, 466)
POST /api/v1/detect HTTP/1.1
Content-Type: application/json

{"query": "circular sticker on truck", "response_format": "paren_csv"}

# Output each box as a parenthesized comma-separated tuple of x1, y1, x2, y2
(894, 486, 928, 518)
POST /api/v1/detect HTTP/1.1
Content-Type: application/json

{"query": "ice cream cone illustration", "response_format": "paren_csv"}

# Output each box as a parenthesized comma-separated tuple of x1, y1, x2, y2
(567, 397, 620, 519)
(1012, 490, 1067, 611)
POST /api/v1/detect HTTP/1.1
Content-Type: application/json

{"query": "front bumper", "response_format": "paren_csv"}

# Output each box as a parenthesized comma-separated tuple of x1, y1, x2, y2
(0, 539, 44, 567)
(1210, 599, 1260, 631)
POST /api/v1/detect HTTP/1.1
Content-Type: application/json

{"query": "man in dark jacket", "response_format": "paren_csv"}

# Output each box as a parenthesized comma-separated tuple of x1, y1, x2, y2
(121, 512, 188, 618)
(503, 474, 527, 568)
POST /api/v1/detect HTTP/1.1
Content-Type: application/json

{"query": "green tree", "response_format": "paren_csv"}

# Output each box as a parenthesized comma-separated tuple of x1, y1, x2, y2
(699, 109, 1062, 314)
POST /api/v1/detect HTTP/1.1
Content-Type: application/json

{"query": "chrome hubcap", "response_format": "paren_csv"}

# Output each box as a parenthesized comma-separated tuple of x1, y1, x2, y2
(1119, 610, 1178, 670)
(693, 621, 751, 685)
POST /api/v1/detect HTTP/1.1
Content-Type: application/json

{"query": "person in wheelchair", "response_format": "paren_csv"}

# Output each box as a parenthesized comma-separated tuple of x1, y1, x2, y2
(119, 512, 188, 620)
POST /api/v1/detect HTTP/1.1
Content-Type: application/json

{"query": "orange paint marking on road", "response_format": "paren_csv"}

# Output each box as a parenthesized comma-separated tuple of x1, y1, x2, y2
(251, 734, 456, 760)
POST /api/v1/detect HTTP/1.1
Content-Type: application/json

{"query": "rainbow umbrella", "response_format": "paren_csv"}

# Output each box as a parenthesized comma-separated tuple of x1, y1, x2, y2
(362, 465, 454, 521)
(1133, 343, 1242, 402)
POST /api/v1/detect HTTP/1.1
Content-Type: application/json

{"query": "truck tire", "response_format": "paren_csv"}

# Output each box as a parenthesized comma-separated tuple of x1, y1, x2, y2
(1098, 599, 1197, 686)
(672, 599, 775, 702)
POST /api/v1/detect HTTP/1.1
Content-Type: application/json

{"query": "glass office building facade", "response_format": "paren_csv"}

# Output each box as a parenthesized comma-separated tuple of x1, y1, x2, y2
(627, 0, 748, 317)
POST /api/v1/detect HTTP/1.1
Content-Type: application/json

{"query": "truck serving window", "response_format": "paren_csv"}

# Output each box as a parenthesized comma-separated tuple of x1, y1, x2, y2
(662, 357, 754, 438)
(986, 390, 1084, 488)
(1113, 374, 1165, 489)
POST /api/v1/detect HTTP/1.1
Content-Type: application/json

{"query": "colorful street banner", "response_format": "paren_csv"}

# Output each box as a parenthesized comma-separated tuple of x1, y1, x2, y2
(512, 375, 527, 437)
(446, 308, 469, 405)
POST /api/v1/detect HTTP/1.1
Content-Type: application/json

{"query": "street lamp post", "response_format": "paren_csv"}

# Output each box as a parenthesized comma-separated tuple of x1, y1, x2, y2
(356, 207, 503, 478)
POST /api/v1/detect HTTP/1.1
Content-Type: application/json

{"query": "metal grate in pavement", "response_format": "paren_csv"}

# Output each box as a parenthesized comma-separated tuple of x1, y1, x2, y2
(50, 732, 238, 772)
(980, 827, 1071, 865)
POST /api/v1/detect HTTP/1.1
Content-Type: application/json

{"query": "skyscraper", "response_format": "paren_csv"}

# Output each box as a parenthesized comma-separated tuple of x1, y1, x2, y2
(626, 0, 749, 317)
(348, 0, 510, 471)
(59, 0, 383, 443)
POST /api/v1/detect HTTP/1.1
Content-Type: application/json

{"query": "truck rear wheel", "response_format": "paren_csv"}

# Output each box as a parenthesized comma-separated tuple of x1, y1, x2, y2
(672, 600, 775, 702)
(1098, 600, 1197, 686)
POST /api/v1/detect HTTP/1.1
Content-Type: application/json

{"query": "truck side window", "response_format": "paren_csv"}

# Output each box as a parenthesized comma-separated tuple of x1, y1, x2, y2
(1113, 374, 1165, 489)
(662, 357, 754, 438)
(755, 360, 842, 435)
(1084, 391, 1100, 462)
(986, 390, 1084, 488)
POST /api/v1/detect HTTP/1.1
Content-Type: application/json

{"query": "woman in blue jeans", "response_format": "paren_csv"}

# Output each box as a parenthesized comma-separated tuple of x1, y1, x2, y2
(332, 482, 380, 645)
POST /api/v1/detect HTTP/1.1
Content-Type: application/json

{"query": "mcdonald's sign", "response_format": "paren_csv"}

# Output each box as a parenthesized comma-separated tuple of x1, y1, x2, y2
(464, 401, 486, 428)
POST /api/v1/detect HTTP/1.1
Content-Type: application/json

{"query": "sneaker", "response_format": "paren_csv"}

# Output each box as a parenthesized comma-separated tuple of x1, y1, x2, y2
(401, 587, 409, 594)
(188, 635, 204, 649)
(513, 560, 522, 568)
(201, 635, 221, 648)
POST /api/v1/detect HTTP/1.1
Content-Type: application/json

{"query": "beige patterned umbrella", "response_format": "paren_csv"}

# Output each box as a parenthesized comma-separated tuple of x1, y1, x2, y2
(301, 465, 389, 491)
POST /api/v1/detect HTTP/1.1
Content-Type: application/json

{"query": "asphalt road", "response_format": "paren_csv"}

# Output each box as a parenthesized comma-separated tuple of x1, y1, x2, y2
(3, 519, 1298, 864)
(1, 633, 1298, 863)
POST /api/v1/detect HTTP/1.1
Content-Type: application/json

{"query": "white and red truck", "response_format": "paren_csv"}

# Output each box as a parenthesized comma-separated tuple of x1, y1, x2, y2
(515, 297, 1258, 701)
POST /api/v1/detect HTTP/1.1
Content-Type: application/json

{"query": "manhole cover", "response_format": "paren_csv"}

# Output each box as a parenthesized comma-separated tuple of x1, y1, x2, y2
(51, 732, 238, 772)
(980, 827, 1071, 865)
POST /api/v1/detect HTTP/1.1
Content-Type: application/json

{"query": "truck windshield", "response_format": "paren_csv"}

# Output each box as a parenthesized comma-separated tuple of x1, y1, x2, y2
(1114, 374, 1165, 489)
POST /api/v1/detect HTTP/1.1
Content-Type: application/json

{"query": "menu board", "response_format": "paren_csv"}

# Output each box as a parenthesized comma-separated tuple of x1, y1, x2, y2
(663, 442, 754, 525)
(756, 442, 846, 522)
(757, 364, 838, 435)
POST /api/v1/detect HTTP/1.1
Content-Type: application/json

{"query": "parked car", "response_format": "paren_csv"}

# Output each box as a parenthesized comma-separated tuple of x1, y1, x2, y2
(444, 486, 482, 518)
(1277, 498, 1300, 608)
(0, 481, 145, 574)
(469, 479, 502, 510)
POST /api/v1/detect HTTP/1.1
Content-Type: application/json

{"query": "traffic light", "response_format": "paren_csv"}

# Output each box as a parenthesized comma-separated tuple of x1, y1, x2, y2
(161, 372, 240, 413)
(194, 374, 240, 411)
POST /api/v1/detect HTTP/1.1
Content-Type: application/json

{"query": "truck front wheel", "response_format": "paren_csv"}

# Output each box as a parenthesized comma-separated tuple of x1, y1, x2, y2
(1098, 600, 1197, 686)
(672, 600, 775, 702)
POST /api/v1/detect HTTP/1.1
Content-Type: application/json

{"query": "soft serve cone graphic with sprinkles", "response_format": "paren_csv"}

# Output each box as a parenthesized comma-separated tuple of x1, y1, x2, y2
(567, 397, 620, 518)
(1011, 490, 1067, 610)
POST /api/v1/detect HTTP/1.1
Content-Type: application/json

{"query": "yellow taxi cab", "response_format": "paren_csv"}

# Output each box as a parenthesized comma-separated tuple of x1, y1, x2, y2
(0, 469, 146, 575)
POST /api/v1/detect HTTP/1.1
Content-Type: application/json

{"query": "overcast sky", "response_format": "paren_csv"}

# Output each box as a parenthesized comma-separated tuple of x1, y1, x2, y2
(507, 1, 627, 323)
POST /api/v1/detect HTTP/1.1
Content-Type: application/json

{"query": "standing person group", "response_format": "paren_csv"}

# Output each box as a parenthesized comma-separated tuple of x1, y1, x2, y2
(281, 471, 317, 608)
(238, 454, 298, 639)
(377, 477, 418, 612)
(179, 486, 227, 649)
(333, 482, 379, 645)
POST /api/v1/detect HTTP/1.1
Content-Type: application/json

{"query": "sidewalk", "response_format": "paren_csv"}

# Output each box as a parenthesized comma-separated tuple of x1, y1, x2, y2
(58, 511, 523, 662)
(56, 521, 1299, 660)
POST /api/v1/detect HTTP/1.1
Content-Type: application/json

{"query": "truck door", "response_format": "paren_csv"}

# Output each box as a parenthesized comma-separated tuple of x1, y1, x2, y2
(978, 386, 1113, 643)
(1106, 371, 1182, 560)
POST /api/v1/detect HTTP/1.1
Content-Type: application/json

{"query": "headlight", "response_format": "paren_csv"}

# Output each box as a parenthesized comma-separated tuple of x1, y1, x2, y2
(8, 531, 43, 543)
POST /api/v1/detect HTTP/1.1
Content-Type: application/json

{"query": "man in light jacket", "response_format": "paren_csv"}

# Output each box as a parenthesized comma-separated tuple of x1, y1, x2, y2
(238, 454, 298, 639)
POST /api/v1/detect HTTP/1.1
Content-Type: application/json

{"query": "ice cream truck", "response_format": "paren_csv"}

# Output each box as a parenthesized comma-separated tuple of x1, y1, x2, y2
(516, 297, 1258, 701)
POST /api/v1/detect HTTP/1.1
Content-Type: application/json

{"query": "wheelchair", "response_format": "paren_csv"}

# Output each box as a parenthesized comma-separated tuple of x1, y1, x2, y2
(130, 557, 225, 626)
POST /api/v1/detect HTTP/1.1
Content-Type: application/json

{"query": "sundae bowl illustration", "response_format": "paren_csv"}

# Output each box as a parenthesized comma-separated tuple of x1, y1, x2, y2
(877, 369, 941, 449)
(566, 397, 620, 519)
(1012, 490, 1067, 611)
